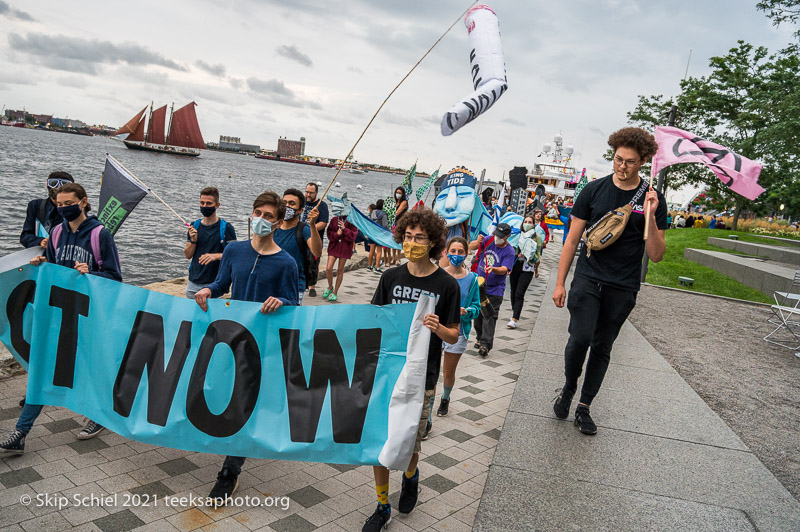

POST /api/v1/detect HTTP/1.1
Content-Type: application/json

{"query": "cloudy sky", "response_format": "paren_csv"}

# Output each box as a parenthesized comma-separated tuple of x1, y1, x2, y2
(0, 0, 794, 200)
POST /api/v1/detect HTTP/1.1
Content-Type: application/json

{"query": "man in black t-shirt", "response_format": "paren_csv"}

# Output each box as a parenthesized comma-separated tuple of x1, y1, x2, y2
(184, 186, 236, 298)
(552, 127, 667, 436)
(364, 209, 460, 532)
(300, 182, 329, 297)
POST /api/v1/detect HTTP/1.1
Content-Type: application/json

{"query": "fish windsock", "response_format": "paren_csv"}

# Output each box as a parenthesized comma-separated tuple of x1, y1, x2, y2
(441, 4, 508, 136)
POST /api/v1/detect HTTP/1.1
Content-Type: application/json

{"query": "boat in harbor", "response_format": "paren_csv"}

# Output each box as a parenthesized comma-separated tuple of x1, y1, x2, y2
(526, 133, 579, 200)
(254, 154, 336, 168)
(114, 102, 205, 157)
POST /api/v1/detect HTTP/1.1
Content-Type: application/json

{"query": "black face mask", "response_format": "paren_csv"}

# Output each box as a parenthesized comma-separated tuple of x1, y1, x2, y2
(200, 206, 216, 217)
(58, 203, 83, 222)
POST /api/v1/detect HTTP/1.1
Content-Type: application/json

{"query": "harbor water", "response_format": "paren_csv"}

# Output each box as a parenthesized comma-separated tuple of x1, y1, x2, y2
(0, 126, 421, 285)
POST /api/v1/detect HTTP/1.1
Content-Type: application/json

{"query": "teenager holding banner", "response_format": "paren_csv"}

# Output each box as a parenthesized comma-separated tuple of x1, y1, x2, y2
(1, 183, 122, 453)
(364, 209, 461, 532)
(19, 171, 73, 250)
(193, 189, 299, 505)
(552, 128, 666, 435)
(184, 187, 236, 299)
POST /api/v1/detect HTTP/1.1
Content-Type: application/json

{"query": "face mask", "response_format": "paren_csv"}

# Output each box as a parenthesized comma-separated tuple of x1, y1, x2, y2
(251, 217, 274, 237)
(523, 223, 534, 232)
(200, 206, 216, 217)
(284, 207, 297, 220)
(495, 237, 506, 246)
(403, 241, 430, 262)
(448, 254, 466, 267)
(395, 193, 403, 200)
(58, 203, 83, 222)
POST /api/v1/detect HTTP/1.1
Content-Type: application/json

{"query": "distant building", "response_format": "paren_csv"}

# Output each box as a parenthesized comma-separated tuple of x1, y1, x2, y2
(277, 136, 306, 157)
(31, 114, 53, 125)
(218, 135, 260, 153)
(5, 110, 26, 121)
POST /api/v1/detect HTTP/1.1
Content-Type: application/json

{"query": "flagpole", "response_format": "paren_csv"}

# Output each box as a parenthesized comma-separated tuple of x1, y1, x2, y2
(107, 154, 191, 228)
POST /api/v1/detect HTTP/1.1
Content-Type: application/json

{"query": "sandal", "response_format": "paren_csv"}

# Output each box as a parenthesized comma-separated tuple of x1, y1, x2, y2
(328, 293, 338, 301)
(322, 288, 332, 298)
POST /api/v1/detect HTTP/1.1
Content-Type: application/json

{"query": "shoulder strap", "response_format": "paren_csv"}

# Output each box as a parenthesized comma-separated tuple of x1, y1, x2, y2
(50, 223, 63, 251)
(193, 219, 201, 230)
(90, 226, 104, 268)
(295, 221, 309, 252)
(38, 199, 49, 225)
(219, 219, 227, 246)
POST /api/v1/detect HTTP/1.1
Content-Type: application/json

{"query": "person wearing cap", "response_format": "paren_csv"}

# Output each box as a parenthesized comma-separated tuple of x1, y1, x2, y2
(473, 222, 515, 357)
(20, 171, 74, 249)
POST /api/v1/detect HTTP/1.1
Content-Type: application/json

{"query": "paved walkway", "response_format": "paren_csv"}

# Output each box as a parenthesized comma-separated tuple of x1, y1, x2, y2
(0, 248, 557, 531)
(474, 267, 800, 531)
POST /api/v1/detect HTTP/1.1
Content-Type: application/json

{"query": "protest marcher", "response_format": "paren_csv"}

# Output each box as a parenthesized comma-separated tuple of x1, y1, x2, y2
(473, 223, 515, 357)
(435, 237, 480, 419)
(184, 187, 236, 299)
(533, 208, 548, 278)
(323, 213, 357, 301)
(388, 187, 409, 266)
(194, 190, 299, 504)
(1, 183, 122, 453)
(299, 182, 329, 297)
(368, 199, 389, 272)
(20, 171, 74, 249)
(552, 127, 666, 435)
(364, 209, 460, 531)
(507, 215, 543, 329)
(274, 188, 322, 305)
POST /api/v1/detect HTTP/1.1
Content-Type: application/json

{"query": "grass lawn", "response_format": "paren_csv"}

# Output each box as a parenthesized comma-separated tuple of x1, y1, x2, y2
(645, 228, 774, 303)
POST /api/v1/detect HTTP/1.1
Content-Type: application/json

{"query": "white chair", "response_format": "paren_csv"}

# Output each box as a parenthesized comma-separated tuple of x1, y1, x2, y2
(774, 270, 800, 310)
(764, 304, 800, 350)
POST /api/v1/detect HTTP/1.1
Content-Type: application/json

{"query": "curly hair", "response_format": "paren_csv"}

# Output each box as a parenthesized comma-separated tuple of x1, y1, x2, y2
(608, 127, 658, 161)
(394, 208, 447, 260)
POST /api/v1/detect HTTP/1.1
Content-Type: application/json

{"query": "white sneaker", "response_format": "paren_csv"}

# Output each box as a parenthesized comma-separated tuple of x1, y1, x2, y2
(507, 320, 517, 329)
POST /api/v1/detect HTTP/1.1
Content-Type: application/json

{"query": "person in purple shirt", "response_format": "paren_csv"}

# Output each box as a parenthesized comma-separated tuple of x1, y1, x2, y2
(194, 189, 299, 506)
(473, 223, 515, 357)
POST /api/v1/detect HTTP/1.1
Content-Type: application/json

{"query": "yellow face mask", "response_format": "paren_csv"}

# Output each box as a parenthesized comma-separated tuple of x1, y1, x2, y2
(403, 241, 431, 262)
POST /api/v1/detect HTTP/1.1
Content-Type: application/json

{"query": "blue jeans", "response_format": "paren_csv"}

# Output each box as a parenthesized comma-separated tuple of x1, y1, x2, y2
(17, 400, 44, 435)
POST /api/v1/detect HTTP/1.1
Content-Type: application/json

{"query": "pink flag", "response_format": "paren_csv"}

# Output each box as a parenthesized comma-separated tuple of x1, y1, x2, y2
(651, 126, 765, 201)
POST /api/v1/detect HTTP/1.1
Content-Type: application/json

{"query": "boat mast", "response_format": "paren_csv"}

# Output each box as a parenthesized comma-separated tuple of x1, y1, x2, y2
(145, 101, 153, 145)
(166, 102, 174, 146)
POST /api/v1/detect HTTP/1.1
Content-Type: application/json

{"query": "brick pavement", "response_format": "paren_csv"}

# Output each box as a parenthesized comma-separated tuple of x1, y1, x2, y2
(0, 245, 560, 531)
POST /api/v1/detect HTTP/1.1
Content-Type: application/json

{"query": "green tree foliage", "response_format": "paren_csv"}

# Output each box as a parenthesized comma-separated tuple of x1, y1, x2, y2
(757, 0, 800, 42)
(624, 41, 800, 225)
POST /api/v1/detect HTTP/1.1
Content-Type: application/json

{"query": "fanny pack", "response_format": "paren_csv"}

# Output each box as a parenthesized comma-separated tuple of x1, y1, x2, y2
(582, 179, 649, 257)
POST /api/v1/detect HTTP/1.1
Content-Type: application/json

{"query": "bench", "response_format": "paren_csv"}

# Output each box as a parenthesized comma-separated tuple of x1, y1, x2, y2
(678, 276, 694, 287)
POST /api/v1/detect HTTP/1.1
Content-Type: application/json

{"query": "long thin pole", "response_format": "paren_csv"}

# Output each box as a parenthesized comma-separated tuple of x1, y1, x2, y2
(319, 0, 477, 201)
(108, 154, 191, 227)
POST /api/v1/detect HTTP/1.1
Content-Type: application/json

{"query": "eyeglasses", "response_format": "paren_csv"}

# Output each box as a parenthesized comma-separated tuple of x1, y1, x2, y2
(47, 178, 71, 188)
(613, 156, 641, 168)
(404, 233, 430, 244)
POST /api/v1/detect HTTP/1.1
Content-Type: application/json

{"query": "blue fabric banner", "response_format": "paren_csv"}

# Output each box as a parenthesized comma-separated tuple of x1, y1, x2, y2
(346, 205, 402, 250)
(0, 263, 431, 468)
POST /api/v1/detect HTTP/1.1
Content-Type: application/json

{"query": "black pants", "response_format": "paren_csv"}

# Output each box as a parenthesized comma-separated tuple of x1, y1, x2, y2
(474, 294, 504, 351)
(223, 455, 245, 475)
(509, 261, 534, 320)
(563, 276, 637, 405)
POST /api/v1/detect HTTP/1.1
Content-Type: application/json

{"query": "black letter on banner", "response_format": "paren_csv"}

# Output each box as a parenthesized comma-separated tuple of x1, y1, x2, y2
(49, 286, 89, 388)
(186, 320, 261, 437)
(280, 328, 381, 444)
(113, 311, 192, 426)
(7, 280, 36, 364)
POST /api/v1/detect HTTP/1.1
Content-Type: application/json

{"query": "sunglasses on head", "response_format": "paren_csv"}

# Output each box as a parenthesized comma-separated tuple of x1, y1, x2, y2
(47, 178, 71, 189)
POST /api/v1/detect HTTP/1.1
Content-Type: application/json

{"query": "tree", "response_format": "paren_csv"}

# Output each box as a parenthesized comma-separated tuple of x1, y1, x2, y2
(624, 41, 800, 227)
(757, 0, 800, 42)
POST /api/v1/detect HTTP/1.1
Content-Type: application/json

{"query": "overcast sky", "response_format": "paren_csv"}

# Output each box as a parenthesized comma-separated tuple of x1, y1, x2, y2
(0, 0, 794, 201)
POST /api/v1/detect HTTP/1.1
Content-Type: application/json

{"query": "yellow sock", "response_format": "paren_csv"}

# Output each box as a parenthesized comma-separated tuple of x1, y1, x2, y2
(376, 483, 389, 505)
(404, 468, 417, 479)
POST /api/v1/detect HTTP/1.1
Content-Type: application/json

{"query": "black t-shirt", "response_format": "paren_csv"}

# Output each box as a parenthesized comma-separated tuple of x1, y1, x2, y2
(187, 219, 236, 284)
(571, 174, 667, 292)
(372, 265, 461, 390)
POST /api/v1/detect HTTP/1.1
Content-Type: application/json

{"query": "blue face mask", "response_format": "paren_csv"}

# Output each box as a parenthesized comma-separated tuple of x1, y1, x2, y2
(448, 254, 466, 267)
(58, 203, 83, 222)
(251, 217, 274, 237)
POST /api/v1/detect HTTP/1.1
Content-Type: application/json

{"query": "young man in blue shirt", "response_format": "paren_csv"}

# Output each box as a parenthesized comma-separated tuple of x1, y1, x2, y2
(194, 189, 299, 505)
(184, 186, 236, 298)
(273, 188, 322, 304)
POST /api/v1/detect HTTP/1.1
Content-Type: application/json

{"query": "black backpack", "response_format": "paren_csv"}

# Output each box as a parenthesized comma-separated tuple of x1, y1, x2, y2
(294, 221, 316, 285)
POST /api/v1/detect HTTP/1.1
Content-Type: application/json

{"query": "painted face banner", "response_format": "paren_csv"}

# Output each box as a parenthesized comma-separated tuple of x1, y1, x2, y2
(97, 155, 149, 235)
(441, 4, 508, 136)
(652, 126, 765, 201)
(433, 166, 478, 227)
(0, 263, 432, 470)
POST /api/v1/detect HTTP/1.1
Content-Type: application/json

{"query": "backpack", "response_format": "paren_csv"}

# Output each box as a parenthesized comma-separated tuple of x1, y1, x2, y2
(50, 223, 108, 270)
(192, 218, 229, 247)
(294, 221, 316, 285)
(582, 179, 649, 257)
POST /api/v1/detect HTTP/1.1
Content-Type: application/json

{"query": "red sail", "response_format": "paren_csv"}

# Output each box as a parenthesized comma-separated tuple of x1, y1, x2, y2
(147, 105, 167, 144)
(114, 106, 147, 136)
(166, 102, 205, 149)
(128, 114, 146, 142)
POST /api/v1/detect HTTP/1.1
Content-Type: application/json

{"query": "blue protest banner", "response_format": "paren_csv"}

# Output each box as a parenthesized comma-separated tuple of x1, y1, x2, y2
(0, 263, 432, 469)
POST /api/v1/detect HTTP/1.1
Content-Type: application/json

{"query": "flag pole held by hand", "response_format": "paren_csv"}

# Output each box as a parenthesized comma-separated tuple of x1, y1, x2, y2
(643, 178, 653, 241)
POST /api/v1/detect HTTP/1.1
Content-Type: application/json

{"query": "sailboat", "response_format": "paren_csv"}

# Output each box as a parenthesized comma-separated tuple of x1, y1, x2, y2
(114, 102, 205, 157)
